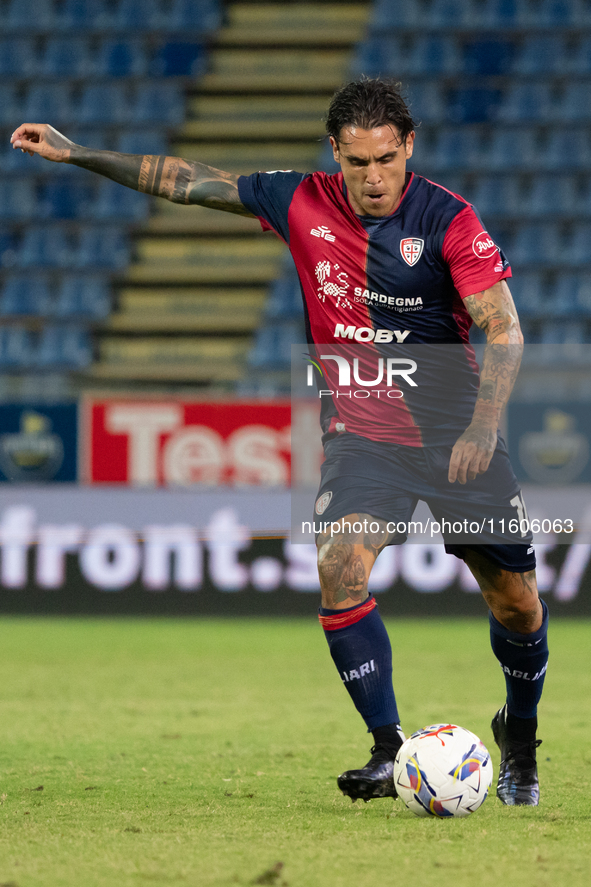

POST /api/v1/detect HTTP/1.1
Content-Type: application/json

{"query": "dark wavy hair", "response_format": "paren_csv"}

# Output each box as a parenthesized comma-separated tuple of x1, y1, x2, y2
(325, 77, 415, 144)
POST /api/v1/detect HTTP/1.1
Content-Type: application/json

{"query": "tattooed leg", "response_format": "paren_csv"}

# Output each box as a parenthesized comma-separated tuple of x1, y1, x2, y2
(317, 513, 393, 609)
(464, 549, 542, 633)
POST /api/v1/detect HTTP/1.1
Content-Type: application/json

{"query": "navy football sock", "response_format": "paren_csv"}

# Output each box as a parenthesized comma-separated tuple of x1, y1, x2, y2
(319, 596, 400, 731)
(489, 599, 549, 720)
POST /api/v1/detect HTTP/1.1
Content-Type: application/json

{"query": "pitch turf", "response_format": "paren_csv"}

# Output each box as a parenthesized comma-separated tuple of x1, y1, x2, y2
(0, 616, 589, 887)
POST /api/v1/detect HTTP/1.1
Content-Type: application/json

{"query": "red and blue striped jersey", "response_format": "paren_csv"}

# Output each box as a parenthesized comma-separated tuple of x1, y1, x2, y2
(238, 170, 512, 446)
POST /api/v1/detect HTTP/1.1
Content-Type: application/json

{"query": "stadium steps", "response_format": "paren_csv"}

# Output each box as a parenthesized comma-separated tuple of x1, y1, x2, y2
(84, 0, 370, 391)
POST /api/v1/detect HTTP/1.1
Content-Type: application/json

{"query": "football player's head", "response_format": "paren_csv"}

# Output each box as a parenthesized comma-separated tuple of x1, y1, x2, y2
(327, 78, 416, 217)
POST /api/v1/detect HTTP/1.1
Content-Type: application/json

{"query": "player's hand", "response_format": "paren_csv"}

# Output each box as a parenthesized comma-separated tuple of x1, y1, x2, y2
(448, 420, 497, 484)
(10, 123, 76, 163)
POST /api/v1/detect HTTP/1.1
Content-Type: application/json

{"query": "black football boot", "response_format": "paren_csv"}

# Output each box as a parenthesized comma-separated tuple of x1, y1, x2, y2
(337, 726, 405, 803)
(492, 705, 542, 806)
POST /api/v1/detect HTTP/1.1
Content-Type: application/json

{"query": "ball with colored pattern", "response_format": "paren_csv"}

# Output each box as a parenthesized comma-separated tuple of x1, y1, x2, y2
(393, 724, 493, 818)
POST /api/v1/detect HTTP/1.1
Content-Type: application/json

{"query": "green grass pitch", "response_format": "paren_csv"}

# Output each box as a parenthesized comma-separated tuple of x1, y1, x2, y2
(0, 615, 589, 887)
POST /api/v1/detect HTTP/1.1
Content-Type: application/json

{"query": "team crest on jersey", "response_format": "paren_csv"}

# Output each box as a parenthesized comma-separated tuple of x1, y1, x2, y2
(315, 491, 332, 515)
(315, 261, 353, 309)
(400, 238, 424, 267)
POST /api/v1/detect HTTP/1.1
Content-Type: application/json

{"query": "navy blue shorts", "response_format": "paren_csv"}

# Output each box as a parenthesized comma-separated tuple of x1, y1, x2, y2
(314, 433, 536, 573)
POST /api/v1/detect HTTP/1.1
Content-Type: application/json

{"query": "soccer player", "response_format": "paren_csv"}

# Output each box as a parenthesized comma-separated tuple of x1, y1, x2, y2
(12, 77, 548, 807)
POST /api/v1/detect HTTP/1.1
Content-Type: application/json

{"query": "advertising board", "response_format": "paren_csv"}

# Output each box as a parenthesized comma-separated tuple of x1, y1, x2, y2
(0, 403, 78, 483)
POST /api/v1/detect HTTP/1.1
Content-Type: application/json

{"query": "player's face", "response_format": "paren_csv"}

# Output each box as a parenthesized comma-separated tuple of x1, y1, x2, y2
(331, 125, 415, 217)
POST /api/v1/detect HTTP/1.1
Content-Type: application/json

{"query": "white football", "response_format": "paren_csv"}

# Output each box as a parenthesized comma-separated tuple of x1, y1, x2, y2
(393, 723, 493, 818)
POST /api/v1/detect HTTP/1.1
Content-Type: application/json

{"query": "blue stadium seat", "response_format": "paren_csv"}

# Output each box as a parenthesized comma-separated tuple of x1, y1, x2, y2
(0, 228, 20, 269)
(427, 0, 478, 26)
(55, 275, 111, 319)
(544, 129, 591, 171)
(79, 84, 128, 124)
(40, 38, 93, 77)
(150, 42, 207, 77)
(495, 83, 555, 123)
(36, 325, 93, 369)
(112, 0, 163, 29)
(470, 176, 522, 216)
(0, 38, 36, 76)
(75, 227, 130, 269)
(478, 0, 524, 26)
(248, 321, 303, 368)
(540, 321, 585, 345)
(92, 181, 151, 222)
(406, 83, 445, 124)
(17, 227, 76, 269)
(551, 275, 591, 316)
(406, 36, 460, 75)
(0, 179, 37, 221)
(512, 36, 564, 75)
(6, 0, 56, 29)
(507, 272, 547, 316)
(564, 223, 591, 265)
(525, 176, 579, 218)
(508, 223, 561, 266)
(131, 82, 185, 124)
(0, 326, 35, 368)
(23, 84, 73, 126)
(538, 0, 584, 26)
(350, 36, 404, 78)
(447, 87, 502, 124)
(38, 180, 95, 220)
(94, 39, 149, 77)
(0, 85, 19, 126)
(432, 128, 482, 170)
(317, 140, 340, 175)
(486, 128, 539, 171)
(266, 276, 302, 319)
(0, 275, 53, 316)
(54, 0, 111, 30)
(463, 38, 515, 76)
(561, 82, 591, 122)
(166, 0, 223, 33)
(371, 0, 421, 27)
(117, 131, 168, 156)
(569, 36, 591, 74)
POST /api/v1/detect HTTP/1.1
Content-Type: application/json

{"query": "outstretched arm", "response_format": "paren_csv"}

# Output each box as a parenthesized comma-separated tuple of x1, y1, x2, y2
(448, 279, 523, 484)
(10, 123, 255, 217)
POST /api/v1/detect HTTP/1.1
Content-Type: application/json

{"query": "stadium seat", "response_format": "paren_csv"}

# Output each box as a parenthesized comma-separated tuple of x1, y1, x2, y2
(551, 275, 590, 317)
(0, 325, 35, 368)
(36, 325, 93, 369)
(266, 276, 302, 319)
(470, 176, 523, 216)
(511, 36, 564, 75)
(0, 179, 37, 221)
(0, 85, 19, 126)
(432, 128, 483, 170)
(23, 84, 73, 126)
(131, 82, 185, 124)
(544, 129, 591, 171)
(150, 42, 207, 77)
(37, 180, 94, 221)
(5, 0, 55, 29)
(350, 36, 403, 78)
(495, 83, 555, 123)
(563, 223, 591, 265)
(55, 275, 111, 319)
(79, 84, 128, 124)
(112, 0, 163, 29)
(540, 320, 585, 345)
(94, 39, 149, 77)
(427, 0, 478, 27)
(447, 87, 502, 124)
(406, 83, 445, 124)
(508, 223, 561, 266)
(117, 131, 168, 156)
(54, 0, 111, 30)
(40, 38, 93, 77)
(462, 38, 515, 76)
(370, 0, 421, 27)
(92, 181, 151, 222)
(17, 227, 76, 269)
(525, 176, 579, 218)
(406, 36, 460, 76)
(507, 272, 547, 316)
(75, 227, 130, 269)
(569, 36, 591, 74)
(166, 0, 223, 33)
(0, 37, 36, 76)
(0, 275, 53, 316)
(0, 228, 20, 269)
(538, 0, 583, 26)
(478, 0, 524, 26)
(561, 83, 591, 122)
(248, 321, 303, 368)
(486, 128, 539, 171)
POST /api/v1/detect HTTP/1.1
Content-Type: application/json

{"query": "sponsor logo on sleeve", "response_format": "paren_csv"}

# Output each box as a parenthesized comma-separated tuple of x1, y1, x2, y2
(472, 231, 499, 259)
(400, 237, 424, 267)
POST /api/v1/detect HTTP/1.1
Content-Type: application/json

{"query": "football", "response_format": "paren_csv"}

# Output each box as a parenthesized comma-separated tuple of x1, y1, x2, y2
(393, 724, 493, 818)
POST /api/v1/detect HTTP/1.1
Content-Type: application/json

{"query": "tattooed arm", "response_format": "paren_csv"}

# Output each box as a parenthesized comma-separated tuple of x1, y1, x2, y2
(10, 123, 255, 217)
(448, 279, 523, 484)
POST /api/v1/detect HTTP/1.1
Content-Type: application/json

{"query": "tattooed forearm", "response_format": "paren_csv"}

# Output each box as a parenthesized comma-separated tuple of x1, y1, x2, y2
(69, 147, 254, 215)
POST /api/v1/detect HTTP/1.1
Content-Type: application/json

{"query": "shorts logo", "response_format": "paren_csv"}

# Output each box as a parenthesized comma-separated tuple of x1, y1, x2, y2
(400, 237, 424, 267)
(472, 231, 499, 259)
(315, 491, 332, 515)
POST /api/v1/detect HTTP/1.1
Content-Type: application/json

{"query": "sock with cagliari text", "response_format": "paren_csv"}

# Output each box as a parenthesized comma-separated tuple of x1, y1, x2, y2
(319, 595, 400, 732)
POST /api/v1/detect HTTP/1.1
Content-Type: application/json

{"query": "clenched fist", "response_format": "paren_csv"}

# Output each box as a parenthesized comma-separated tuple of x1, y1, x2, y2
(11, 123, 76, 163)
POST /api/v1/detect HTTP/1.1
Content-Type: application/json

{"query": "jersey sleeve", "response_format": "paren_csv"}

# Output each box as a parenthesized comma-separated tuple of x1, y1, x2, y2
(442, 204, 511, 299)
(237, 171, 308, 243)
